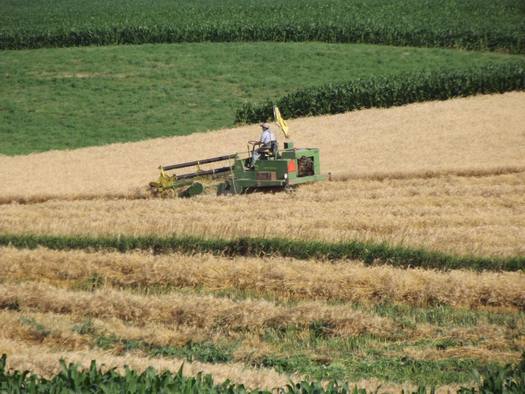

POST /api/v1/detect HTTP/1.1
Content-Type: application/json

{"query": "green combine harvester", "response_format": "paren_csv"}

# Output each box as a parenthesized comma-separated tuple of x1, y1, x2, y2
(149, 107, 325, 197)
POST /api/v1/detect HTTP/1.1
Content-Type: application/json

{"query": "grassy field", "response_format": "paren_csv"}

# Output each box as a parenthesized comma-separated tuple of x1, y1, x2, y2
(1, 43, 523, 155)
(1, 0, 524, 52)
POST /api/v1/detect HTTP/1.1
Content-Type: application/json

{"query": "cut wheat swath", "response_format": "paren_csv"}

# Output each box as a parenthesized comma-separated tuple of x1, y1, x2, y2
(0, 282, 396, 338)
(1, 172, 524, 257)
(1, 247, 523, 311)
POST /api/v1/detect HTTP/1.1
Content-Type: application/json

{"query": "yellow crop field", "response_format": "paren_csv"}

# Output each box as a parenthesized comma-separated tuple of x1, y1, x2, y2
(0, 247, 523, 391)
(1, 94, 525, 390)
(1, 171, 524, 257)
(1, 247, 524, 311)
(0, 92, 524, 203)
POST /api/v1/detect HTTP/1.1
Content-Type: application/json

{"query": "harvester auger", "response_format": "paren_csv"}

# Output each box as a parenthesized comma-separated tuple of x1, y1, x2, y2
(149, 107, 325, 198)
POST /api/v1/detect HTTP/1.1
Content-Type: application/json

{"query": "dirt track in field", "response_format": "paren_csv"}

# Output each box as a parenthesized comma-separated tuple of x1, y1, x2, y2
(0, 92, 524, 203)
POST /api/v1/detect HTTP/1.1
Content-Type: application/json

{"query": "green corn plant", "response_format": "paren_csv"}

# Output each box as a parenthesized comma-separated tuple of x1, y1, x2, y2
(1, 0, 524, 52)
(235, 62, 525, 124)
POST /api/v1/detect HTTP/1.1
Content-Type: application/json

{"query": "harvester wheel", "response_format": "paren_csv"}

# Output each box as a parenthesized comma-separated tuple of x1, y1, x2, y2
(217, 182, 233, 196)
(160, 189, 176, 199)
(284, 184, 296, 194)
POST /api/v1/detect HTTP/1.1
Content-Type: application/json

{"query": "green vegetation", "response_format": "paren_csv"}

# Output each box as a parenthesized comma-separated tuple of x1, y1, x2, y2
(236, 62, 525, 123)
(459, 355, 525, 394)
(0, 355, 262, 393)
(1, 42, 523, 155)
(1, 233, 523, 271)
(2, 353, 524, 393)
(1, 0, 524, 52)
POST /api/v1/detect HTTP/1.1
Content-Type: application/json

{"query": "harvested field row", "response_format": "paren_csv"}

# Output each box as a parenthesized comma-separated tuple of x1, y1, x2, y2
(2, 172, 524, 258)
(6, 308, 519, 366)
(2, 233, 523, 272)
(1, 281, 523, 348)
(0, 282, 396, 338)
(2, 166, 525, 206)
(0, 299, 523, 386)
(1, 92, 524, 200)
(1, 247, 523, 311)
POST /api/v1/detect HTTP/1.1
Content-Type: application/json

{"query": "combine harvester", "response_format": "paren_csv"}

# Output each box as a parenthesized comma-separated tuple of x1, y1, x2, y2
(149, 107, 325, 197)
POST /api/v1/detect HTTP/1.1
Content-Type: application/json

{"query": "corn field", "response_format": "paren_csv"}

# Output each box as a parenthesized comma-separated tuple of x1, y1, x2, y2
(1, 0, 524, 52)
(235, 62, 525, 123)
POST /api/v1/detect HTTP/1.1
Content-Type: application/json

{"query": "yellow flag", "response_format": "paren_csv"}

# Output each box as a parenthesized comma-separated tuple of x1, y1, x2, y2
(273, 106, 290, 139)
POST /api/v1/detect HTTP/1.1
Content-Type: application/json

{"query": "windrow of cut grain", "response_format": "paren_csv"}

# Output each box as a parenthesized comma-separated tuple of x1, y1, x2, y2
(0, 282, 396, 338)
(0, 290, 523, 368)
(1, 92, 524, 203)
(1, 172, 524, 258)
(1, 247, 523, 311)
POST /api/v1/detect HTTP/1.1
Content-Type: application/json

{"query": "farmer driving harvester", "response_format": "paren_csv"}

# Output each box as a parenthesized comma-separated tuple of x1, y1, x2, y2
(150, 106, 324, 197)
(250, 122, 278, 167)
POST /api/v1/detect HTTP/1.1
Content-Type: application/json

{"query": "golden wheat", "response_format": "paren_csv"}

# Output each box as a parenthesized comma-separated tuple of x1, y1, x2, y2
(0, 309, 216, 350)
(1, 247, 523, 311)
(1, 306, 521, 374)
(1, 281, 522, 352)
(401, 346, 523, 364)
(0, 92, 524, 202)
(1, 171, 524, 257)
(0, 282, 397, 337)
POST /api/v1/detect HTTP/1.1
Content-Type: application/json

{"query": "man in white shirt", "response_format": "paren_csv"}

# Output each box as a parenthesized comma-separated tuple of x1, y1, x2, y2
(251, 122, 277, 167)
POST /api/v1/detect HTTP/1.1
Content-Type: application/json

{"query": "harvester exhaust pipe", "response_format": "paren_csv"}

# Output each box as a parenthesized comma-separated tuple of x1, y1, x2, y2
(162, 154, 237, 171)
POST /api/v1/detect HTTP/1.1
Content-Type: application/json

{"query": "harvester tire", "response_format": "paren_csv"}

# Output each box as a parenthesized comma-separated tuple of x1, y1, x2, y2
(217, 181, 233, 196)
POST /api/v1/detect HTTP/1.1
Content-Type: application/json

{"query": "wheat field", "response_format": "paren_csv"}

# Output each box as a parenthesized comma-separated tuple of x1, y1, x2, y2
(2, 171, 524, 257)
(1, 247, 523, 311)
(1, 93, 525, 389)
(0, 92, 524, 203)
(0, 252, 523, 389)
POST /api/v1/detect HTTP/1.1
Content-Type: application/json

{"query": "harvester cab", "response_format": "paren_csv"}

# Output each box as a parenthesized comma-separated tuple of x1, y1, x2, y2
(149, 106, 325, 197)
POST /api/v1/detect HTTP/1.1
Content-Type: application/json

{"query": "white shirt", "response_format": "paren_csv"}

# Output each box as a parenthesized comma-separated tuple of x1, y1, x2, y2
(260, 129, 276, 145)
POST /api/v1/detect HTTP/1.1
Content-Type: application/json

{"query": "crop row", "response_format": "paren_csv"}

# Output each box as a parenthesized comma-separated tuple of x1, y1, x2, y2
(2, 0, 524, 52)
(236, 62, 525, 123)
(0, 234, 523, 272)
(4, 247, 524, 310)
(1, 354, 523, 394)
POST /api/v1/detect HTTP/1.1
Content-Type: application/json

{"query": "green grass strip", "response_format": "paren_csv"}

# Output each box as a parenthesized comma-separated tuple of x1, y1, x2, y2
(0, 234, 522, 272)
(235, 62, 525, 123)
